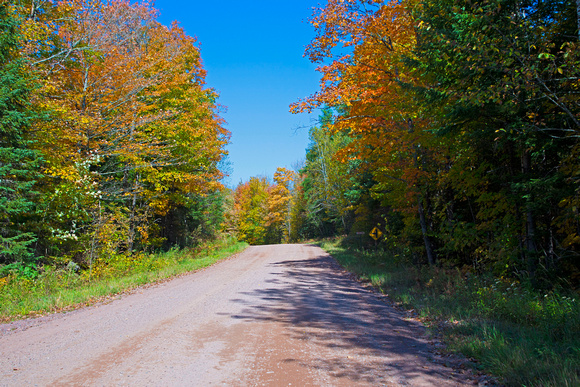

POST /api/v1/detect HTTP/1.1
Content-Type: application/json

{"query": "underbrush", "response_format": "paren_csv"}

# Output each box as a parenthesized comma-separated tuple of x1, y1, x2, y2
(0, 236, 248, 321)
(318, 238, 580, 387)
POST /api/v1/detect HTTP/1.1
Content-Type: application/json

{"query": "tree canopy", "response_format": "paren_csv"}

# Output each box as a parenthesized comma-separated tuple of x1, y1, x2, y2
(0, 0, 230, 278)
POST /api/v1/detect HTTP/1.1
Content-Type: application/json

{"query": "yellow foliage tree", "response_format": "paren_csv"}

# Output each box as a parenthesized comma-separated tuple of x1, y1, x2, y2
(266, 167, 295, 243)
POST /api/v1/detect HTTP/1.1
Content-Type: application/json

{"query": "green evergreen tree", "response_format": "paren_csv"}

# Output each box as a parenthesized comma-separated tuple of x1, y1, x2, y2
(0, 3, 42, 268)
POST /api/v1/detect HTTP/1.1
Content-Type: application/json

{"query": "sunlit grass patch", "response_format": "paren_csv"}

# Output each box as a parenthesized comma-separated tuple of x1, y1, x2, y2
(0, 237, 248, 322)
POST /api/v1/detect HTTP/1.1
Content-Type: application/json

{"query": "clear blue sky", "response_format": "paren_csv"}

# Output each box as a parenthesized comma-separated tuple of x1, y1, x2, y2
(154, 1, 321, 187)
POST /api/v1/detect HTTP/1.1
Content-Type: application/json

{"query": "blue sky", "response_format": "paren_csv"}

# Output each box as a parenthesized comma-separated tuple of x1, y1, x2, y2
(154, 1, 321, 187)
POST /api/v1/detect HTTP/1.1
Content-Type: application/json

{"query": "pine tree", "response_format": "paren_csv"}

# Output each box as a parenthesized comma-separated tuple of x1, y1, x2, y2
(0, 3, 42, 267)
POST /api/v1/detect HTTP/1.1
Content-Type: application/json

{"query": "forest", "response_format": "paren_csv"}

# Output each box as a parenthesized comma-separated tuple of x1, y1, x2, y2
(234, 0, 580, 291)
(3, 0, 577, 292)
(0, 0, 230, 282)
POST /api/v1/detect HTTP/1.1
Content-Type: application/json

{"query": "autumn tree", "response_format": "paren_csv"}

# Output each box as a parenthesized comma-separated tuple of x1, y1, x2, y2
(27, 0, 228, 260)
(265, 167, 295, 243)
(292, 0, 445, 263)
(232, 169, 298, 245)
(233, 177, 270, 245)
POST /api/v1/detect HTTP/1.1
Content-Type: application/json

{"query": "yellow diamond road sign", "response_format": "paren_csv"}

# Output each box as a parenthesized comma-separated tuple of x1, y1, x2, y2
(370, 227, 383, 241)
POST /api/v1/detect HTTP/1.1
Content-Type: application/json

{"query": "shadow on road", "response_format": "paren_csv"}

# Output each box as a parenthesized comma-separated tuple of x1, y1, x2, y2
(226, 248, 464, 386)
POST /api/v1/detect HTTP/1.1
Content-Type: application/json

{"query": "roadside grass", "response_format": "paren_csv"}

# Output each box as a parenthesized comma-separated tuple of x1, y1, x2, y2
(318, 237, 580, 387)
(0, 236, 248, 322)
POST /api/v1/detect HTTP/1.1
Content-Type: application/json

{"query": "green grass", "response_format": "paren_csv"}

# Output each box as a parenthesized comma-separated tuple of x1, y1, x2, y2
(0, 236, 248, 321)
(318, 237, 580, 387)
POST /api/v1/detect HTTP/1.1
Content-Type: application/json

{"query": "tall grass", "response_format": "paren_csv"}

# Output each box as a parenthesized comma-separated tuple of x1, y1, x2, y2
(318, 238, 580, 387)
(0, 236, 248, 321)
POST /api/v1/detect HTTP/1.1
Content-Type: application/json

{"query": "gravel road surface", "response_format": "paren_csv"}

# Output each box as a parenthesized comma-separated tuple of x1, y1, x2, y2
(0, 244, 476, 386)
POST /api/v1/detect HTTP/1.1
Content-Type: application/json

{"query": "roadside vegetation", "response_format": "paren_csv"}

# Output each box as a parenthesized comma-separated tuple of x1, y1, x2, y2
(319, 237, 580, 387)
(0, 237, 247, 322)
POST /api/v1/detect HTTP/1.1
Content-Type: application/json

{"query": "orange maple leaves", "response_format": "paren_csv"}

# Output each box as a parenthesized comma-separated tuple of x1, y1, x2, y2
(291, 0, 432, 205)
(12, 0, 229, 255)
(31, 0, 229, 202)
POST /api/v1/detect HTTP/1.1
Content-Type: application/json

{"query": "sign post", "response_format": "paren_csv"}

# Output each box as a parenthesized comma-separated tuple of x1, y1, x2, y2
(356, 231, 365, 248)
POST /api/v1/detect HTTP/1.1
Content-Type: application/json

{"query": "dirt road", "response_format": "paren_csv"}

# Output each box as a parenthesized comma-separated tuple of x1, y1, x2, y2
(1, 244, 476, 386)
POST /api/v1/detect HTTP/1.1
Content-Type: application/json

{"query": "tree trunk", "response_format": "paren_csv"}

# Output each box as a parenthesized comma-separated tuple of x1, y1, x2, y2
(418, 196, 436, 265)
(547, 224, 555, 270)
(127, 174, 139, 252)
(525, 210, 537, 253)
(521, 150, 537, 279)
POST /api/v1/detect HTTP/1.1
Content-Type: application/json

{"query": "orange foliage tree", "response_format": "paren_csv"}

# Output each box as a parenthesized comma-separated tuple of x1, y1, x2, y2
(233, 177, 270, 246)
(8, 0, 229, 268)
(291, 0, 445, 263)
